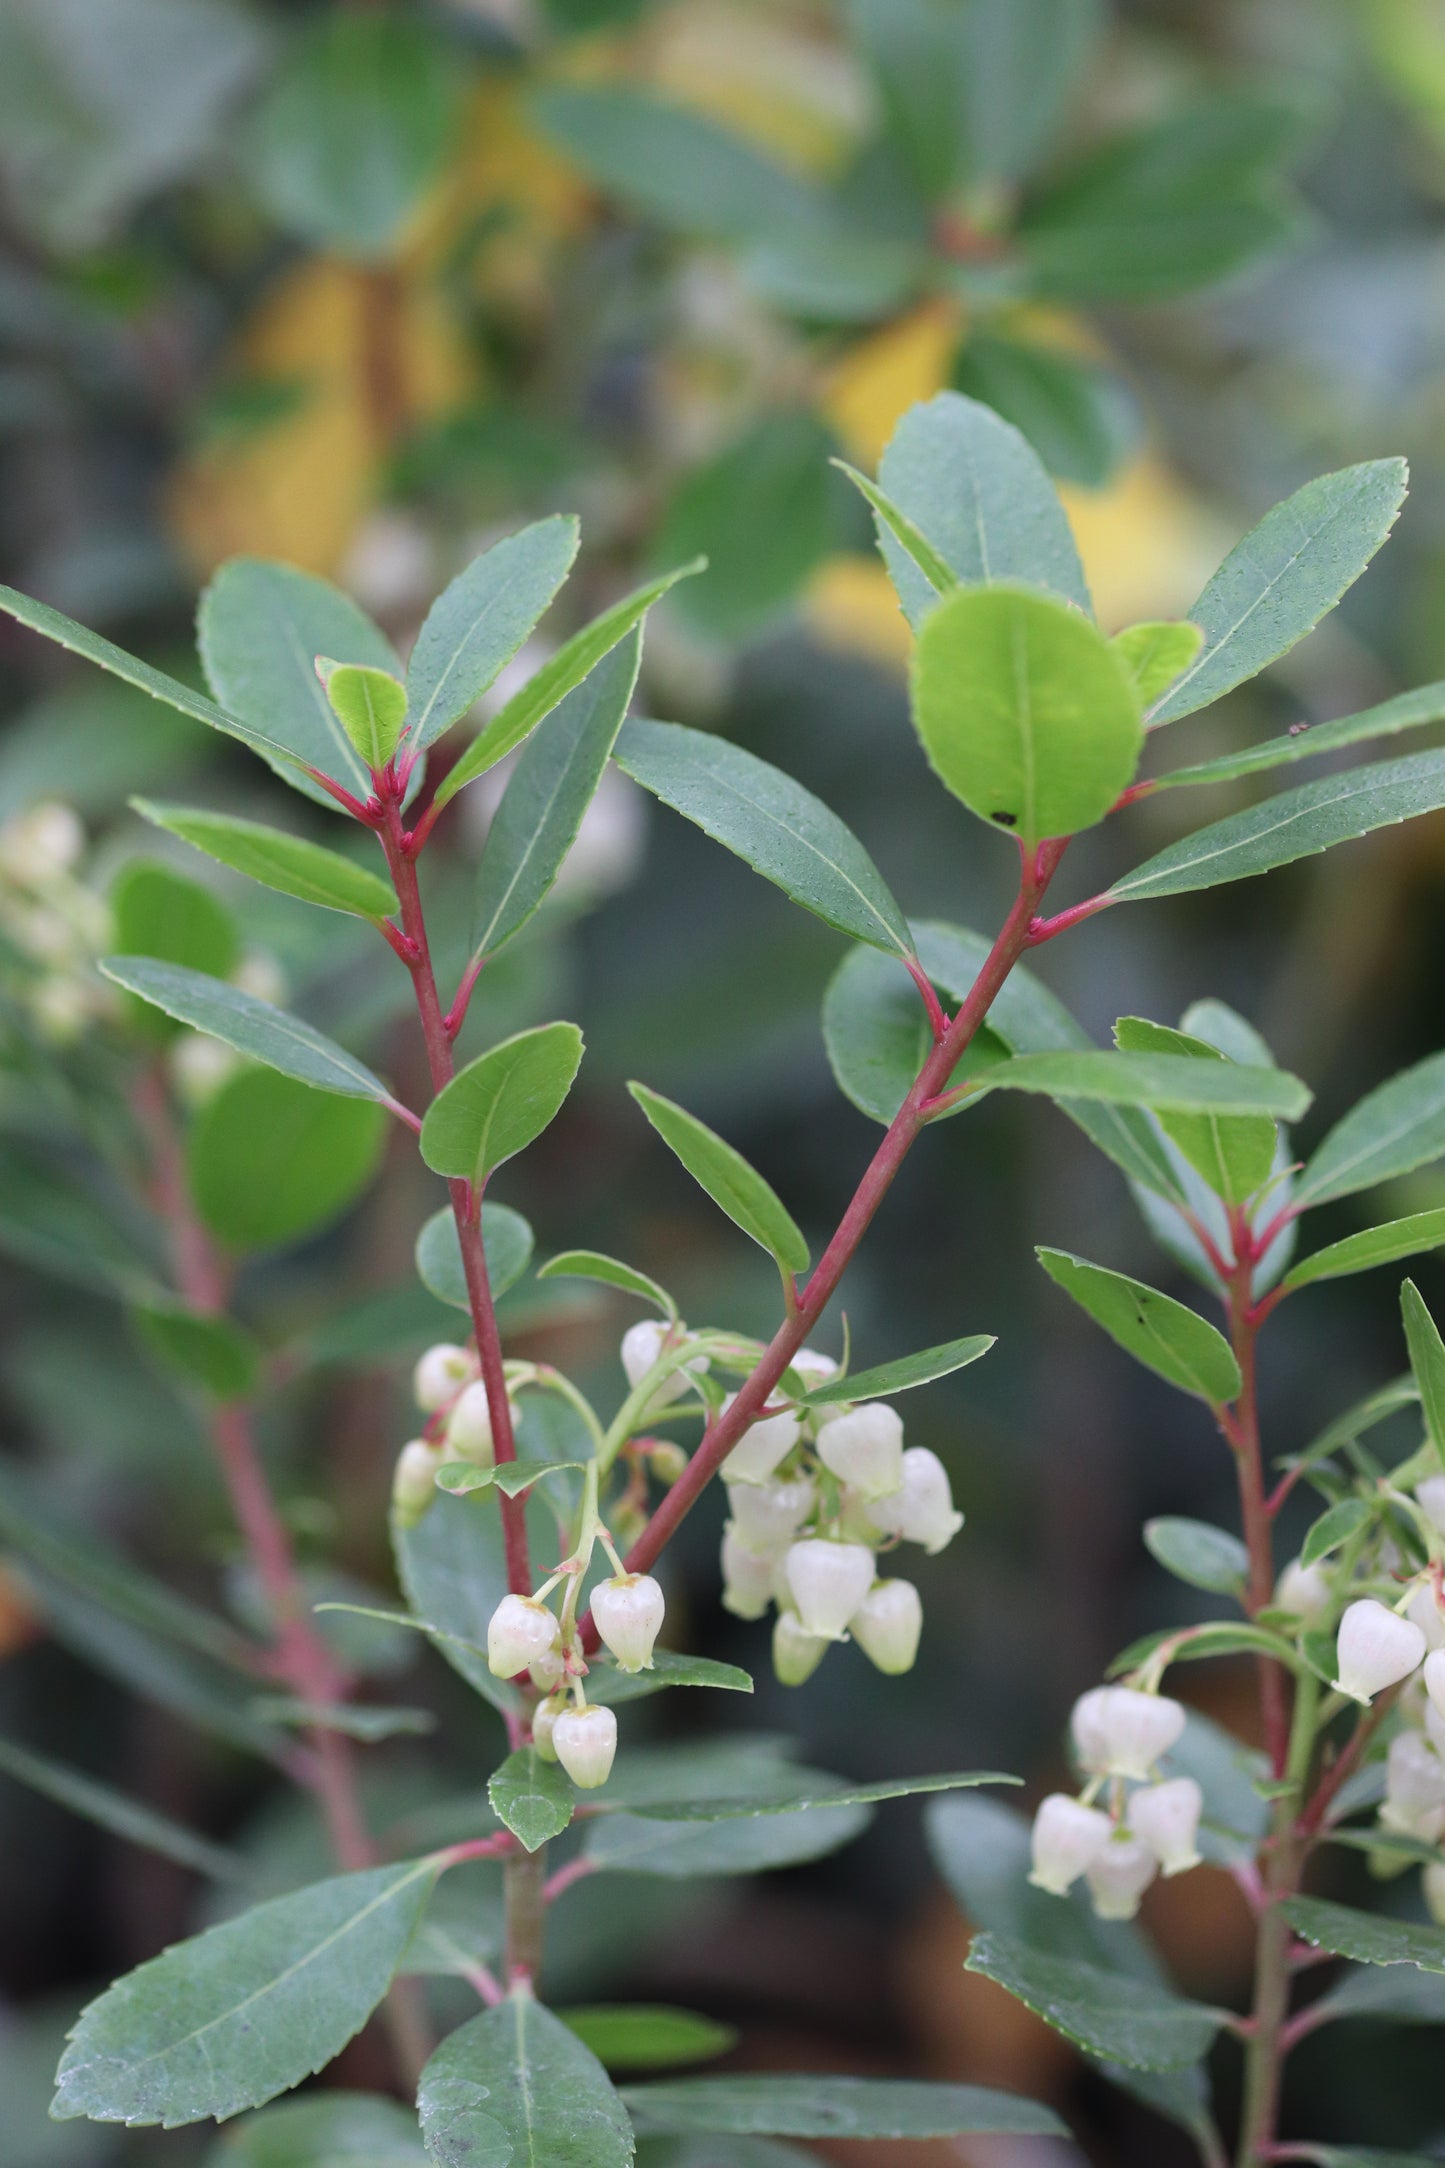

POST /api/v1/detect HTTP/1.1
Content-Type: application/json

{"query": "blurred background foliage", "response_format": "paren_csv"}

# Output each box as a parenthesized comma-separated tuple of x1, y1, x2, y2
(5, 0, 1445, 2161)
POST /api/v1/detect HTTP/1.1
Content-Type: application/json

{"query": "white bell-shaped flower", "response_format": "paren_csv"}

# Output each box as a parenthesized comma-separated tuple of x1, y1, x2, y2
(1087, 1686, 1186, 1781)
(1424, 1648, 1445, 1725)
(784, 1537, 876, 1640)
(531, 1691, 568, 1763)
(816, 1403, 905, 1502)
(1275, 1556, 1332, 1626)
(445, 1380, 497, 1467)
(850, 1579, 923, 1675)
(722, 1393, 802, 1485)
(1070, 1686, 1114, 1776)
(789, 1347, 838, 1389)
(1426, 1860, 1445, 1928)
(1381, 1730, 1445, 1841)
(391, 1439, 443, 1529)
(725, 1476, 815, 1557)
(413, 1342, 473, 1412)
(773, 1608, 829, 1686)
(621, 1319, 707, 1410)
(1127, 1777, 1204, 1876)
(1416, 1475, 1445, 1538)
(1407, 1583, 1445, 1654)
(867, 1446, 964, 1554)
(487, 1594, 561, 1680)
(1028, 1793, 1112, 1895)
(720, 1526, 776, 1620)
(552, 1703, 617, 1789)
(1334, 1598, 1426, 1704)
(590, 1572, 665, 1673)
(1087, 1833, 1158, 1921)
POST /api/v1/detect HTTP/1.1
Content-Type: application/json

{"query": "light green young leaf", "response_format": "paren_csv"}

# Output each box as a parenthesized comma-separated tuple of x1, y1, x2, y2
(133, 1302, 260, 1402)
(1147, 460, 1409, 726)
(974, 1047, 1306, 1121)
(1154, 680, 1445, 791)
(1281, 1896, 1445, 1972)
(1111, 622, 1204, 708)
(1113, 1017, 1277, 1202)
(624, 2072, 1065, 2140)
(832, 462, 958, 601)
(419, 1995, 634, 2168)
(471, 632, 640, 961)
(876, 391, 1091, 626)
(100, 959, 394, 1104)
(421, 1023, 584, 1187)
(616, 718, 913, 958)
(964, 1934, 1226, 2071)
(1037, 1248, 1242, 1402)
(1401, 1281, 1445, 1473)
(1144, 1517, 1250, 1594)
(538, 1250, 676, 1320)
(1281, 1208, 1445, 1291)
(802, 1336, 993, 1404)
(0, 1731, 246, 1884)
(1296, 1050, 1445, 1208)
(489, 1748, 575, 1853)
(204, 2090, 427, 2164)
(320, 663, 407, 770)
(133, 801, 398, 920)
(111, 859, 237, 988)
(1110, 750, 1445, 903)
(52, 1859, 438, 2126)
(415, 1203, 534, 1313)
(560, 2007, 735, 2074)
(629, 1082, 808, 1277)
(404, 517, 579, 752)
(187, 1071, 384, 1253)
(910, 585, 1142, 845)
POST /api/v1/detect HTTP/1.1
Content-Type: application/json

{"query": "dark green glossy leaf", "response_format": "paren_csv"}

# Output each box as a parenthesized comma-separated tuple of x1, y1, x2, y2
(584, 1650, 753, 1704)
(418, 1996, 634, 2168)
(421, 1024, 584, 1185)
(624, 2073, 1065, 2140)
(1282, 1897, 1445, 1972)
(133, 801, 398, 920)
(964, 1934, 1226, 2070)
(404, 518, 579, 752)
(628, 1082, 808, 1276)
(1038, 1247, 1242, 1402)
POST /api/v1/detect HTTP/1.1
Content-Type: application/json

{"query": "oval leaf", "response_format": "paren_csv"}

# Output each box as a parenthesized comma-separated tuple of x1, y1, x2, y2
(415, 1204, 535, 1312)
(802, 1335, 993, 1405)
(187, 1071, 385, 1252)
(1038, 1247, 1242, 1402)
(558, 2007, 735, 2075)
(421, 1024, 584, 1187)
(628, 1082, 808, 1276)
(488, 1748, 575, 1853)
(963, 1934, 1225, 2072)
(1283, 1209, 1445, 1291)
(134, 801, 398, 920)
(419, 1996, 634, 2168)
(1144, 1517, 1249, 1594)
(404, 517, 579, 752)
(623, 2074, 1065, 2140)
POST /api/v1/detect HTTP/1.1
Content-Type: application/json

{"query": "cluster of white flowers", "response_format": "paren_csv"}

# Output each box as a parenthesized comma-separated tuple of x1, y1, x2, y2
(391, 1340, 495, 1525)
(1029, 1686, 1201, 1920)
(0, 802, 111, 1043)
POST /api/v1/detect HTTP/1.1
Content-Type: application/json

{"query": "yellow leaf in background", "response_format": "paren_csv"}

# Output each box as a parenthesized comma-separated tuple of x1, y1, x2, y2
(806, 554, 914, 672)
(1061, 454, 1230, 632)
(424, 76, 594, 308)
(823, 301, 964, 469)
(645, 0, 871, 177)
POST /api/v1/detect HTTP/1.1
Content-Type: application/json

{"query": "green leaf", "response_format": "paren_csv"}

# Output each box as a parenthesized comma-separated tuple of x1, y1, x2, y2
(434, 562, 702, 812)
(1144, 1517, 1249, 1594)
(134, 1302, 260, 1401)
(822, 947, 1008, 1125)
(1297, 1051, 1445, 1208)
(965, 1934, 1226, 2071)
(187, 1070, 385, 1253)
(100, 958, 398, 1106)
(1112, 622, 1207, 708)
(415, 1204, 535, 1313)
(653, 412, 837, 642)
(744, 233, 926, 323)
(560, 2008, 735, 2074)
(404, 518, 579, 752)
(472, 632, 640, 961)
(52, 1860, 438, 2127)
(1282, 1208, 1445, 1291)
(952, 333, 1139, 489)
(1114, 1621, 1301, 1673)
(243, 12, 460, 258)
(1113, 1017, 1277, 1202)
(421, 1024, 584, 1187)
(204, 2091, 427, 2165)
(628, 1082, 808, 1277)
(610, 1774, 1013, 1828)
(393, 1493, 517, 1715)
(616, 718, 913, 958)
(910, 584, 1142, 845)
(320, 664, 408, 771)
(1282, 1896, 1445, 1973)
(198, 559, 400, 800)
(974, 1047, 1308, 1122)
(0, 1731, 245, 1884)
(1307, 1961, 1445, 2029)
(584, 1798, 871, 1878)
(1301, 1499, 1372, 1567)
(876, 391, 1091, 627)
(133, 801, 397, 921)
(489, 1748, 575, 1853)
(802, 1335, 993, 1404)
(0, 1150, 161, 1301)
(624, 2073, 1064, 2140)
(1038, 1248, 1242, 1402)
(584, 1650, 753, 1704)
(832, 462, 958, 601)
(1111, 750, 1445, 903)
(1402, 1281, 1445, 1473)
(531, 86, 823, 240)
(1147, 459, 1410, 727)
(436, 1458, 585, 1500)
(418, 1995, 634, 2168)
(538, 1250, 675, 1319)
(250, 1698, 433, 1743)
(112, 860, 237, 981)
(1154, 680, 1445, 791)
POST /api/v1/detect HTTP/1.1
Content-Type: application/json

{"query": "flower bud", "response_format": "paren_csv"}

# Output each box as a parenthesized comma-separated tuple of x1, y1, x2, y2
(1087, 1833, 1158, 1921)
(1408, 1584, 1445, 1655)
(233, 952, 287, 1006)
(0, 801, 84, 886)
(169, 1029, 239, 1105)
(1417, 1475, 1445, 1538)
(850, 1579, 923, 1675)
(1274, 1556, 1332, 1626)
(816, 1402, 904, 1502)
(391, 1439, 443, 1529)
(413, 1342, 473, 1413)
(552, 1702, 617, 1789)
(531, 1691, 568, 1763)
(1381, 1730, 1445, 1841)
(1084, 1687, 1186, 1781)
(1070, 1686, 1113, 1776)
(648, 1440, 689, 1484)
(722, 1394, 802, 1485)
(1127, 1777, 1204, 1876)
(529, 1642, 566, 1693)
(1334, 1598, 1426, 1704)
(867, 1447, 964, 1554)
(1028, 1793, 1112, 1895)
(590, 1572, 665, 1672)
(725, 1475, 815, 1558)
(773, 1607, 829, 1686)
(720, 1526, 775, 1620)
(1425, 1648, 1445, 1725)
(783, 1538, 876, 1641)
(1426, 1860, 1445, 1927)
(487, 1594, 560, 1680)
(621, 1319, 707, 1410)
(446, 1380, 497, 1467)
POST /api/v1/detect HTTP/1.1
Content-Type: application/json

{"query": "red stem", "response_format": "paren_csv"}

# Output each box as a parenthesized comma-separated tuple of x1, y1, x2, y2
(1221, 1213, 1291, 1779)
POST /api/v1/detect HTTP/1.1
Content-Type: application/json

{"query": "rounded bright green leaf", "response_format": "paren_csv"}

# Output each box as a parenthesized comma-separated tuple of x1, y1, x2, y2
(1111, 621, 1205, 708)
(420, 1023, 584, 1187)
(415, 1203, 535, 1311)
(321, 663, 408, 770)
(134, 802, 398, 920)
(187, 1070, 386, 1252)
(558, 2006, 736, 2074)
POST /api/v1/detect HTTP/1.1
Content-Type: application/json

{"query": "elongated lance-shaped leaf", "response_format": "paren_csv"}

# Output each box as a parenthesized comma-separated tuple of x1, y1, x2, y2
(833, 461, 959, 600)
(629, 1082, 808, 1276)
(604, 1771, 1015, 1825)
(0, 1732, 247, 1883)
(623, 2073, 1067, 2140)
(100, 959, 397, 1106)
(404, 515, 579, 751)
(1296, 1049, 1445, 1207)
(419, 1995, 635, 2168)
(538, 1249, 676, 1318)
(1112, 1017, 1277, 1203)
(1155, 679, 1445, 791)
(1038, 1247, 1242, 1402)
(875, 391, 1091, 625)
(471, 630, 640, 962)
(421, 1023, 584, 1186)
(133, 801, 398, 920)
(968, 1048, 1308, 1120)
(434, 560, 703, 810)
(1281, 1208, 1445, 1291)
(803, 1335, 994, 1404)
(964, 1934, 1228, 2072)
(1110, 749, 1445, 902)
(616, 718, 913, 957)
(1282, 1895, 1445, 1973)
(52, 1859, 439, 2126)
(1147, 459, 1409, 727)
(1402, 1281, 1445, 1474)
